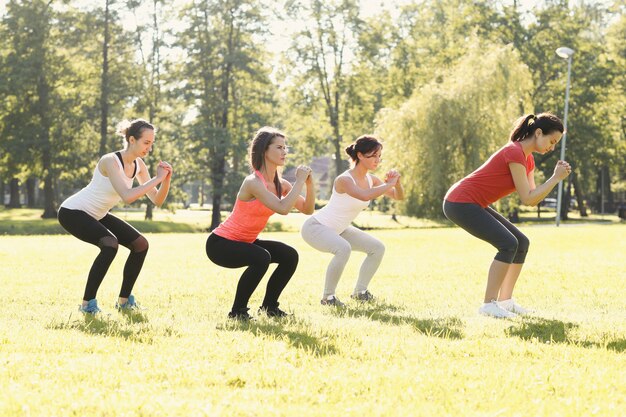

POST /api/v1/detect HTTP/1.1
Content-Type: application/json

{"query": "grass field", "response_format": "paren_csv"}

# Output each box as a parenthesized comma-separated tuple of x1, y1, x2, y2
(1, 224, 625, 416)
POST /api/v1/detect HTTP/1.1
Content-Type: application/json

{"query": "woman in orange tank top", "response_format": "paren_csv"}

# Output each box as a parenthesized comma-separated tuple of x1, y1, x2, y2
(206, 127, 315, 320)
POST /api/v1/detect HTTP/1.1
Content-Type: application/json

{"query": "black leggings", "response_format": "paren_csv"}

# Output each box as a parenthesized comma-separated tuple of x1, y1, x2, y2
(206, 233, 299, 313)
(58, 207, 148, 301)
(443, 200, 529, 264)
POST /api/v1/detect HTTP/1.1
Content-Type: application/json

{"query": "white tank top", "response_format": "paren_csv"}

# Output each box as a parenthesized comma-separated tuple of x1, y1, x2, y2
(313, 171, 372, 233)
(61, 153, 140, 220)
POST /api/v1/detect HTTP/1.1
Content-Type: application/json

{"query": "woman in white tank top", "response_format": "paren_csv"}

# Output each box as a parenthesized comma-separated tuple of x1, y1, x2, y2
(301, 135, 404, 307)
(58, 119, 172, 314)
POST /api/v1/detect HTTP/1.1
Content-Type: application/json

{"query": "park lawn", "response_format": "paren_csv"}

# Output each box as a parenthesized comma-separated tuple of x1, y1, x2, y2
(1, 225, 625, 416)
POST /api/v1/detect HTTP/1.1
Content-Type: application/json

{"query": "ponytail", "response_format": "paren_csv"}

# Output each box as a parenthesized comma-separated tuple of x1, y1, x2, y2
(509, 113, 564, 142)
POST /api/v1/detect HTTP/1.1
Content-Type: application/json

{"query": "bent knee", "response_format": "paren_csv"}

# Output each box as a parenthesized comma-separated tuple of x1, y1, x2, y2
(251, 250, 272, 267)
(372, 240, 385, 256)
(130, 235, 149, 253)
(334, 241, 352, 257)
(99, 236, 119, 250)
(516, 234, 530, 252)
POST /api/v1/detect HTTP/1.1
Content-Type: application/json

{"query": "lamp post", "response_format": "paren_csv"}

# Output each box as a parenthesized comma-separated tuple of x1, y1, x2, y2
(555, 46, 574, 227)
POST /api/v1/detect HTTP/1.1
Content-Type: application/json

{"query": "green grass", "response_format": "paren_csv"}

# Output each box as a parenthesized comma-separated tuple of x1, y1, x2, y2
(1, 224, 625, 416)
(1, 206, 621, 235)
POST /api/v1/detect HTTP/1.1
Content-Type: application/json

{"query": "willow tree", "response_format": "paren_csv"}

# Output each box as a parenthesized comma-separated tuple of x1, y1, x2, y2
(376, 41, 533, 218)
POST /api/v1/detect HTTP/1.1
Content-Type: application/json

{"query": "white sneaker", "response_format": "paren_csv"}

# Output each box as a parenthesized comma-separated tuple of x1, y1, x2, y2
(498, 298, 530, 315)
(478, 300, 517, 318)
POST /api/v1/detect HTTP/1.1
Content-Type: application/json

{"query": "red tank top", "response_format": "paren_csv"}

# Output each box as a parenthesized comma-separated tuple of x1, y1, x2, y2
(445, 141, 535, 208)
(212, 171, 276, 243)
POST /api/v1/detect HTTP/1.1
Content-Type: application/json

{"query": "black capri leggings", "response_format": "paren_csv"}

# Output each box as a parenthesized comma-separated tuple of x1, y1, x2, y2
(443, 200, 529, 264)
(58, 207, 148, 301)
(206, 232, 299, 313)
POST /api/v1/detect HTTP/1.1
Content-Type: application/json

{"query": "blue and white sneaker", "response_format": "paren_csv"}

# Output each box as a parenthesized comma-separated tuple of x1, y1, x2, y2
(116, 295, 143, 311)
(79, 299, 101, 314)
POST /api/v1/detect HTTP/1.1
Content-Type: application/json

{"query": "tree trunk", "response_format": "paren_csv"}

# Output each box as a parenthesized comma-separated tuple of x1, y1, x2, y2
(7, 178, 21, 208)
(0, 180, 5, 205)
(145, 0, 162, 222)
(571, 171, 587, 217)
(41, 156, 57, 218)
(26, 177, 36, 207)
(209, 10, 234, 231)
(331, 96, 342, 179)
(38, 70, 56, 218)
(99, 0, 111, 156)
(210, 155, 226, 231)
(595, 166, 612, 213)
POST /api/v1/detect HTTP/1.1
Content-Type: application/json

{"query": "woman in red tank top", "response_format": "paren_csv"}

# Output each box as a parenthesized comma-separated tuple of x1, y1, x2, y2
(443, 113, 571, 318)
(206, 127, 315, 320)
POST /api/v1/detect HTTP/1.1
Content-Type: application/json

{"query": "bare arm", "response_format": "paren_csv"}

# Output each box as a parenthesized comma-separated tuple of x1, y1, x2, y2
(136, 159, 172, 207)
(336, 174, 398, 202)
(100, 155, 167, 205)
(510, 161, 571, 206)
(375, 170, 404, 200)
(240, 166, 311, 215)
(291, 174, 316, 214)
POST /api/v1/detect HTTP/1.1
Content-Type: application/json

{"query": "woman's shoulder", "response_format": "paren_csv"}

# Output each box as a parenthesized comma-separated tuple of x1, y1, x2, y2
(241, 173, 262, 189)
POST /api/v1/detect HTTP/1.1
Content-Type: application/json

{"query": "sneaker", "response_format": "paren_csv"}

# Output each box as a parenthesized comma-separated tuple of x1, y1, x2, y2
(259, 304, 291, 318)
(351, 290, 374, 302)
(79, 299, 101, 314)
(498, 298, 530, 315)
(116, 295, 143, 311)
(478, 300, 517, 318)
(228, 307, 254, 321)
(320, 295, 345, 307)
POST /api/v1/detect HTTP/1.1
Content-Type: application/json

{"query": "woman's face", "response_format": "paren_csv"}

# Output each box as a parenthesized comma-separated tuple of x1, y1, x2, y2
(358, 147, 382, 171)
(264, 135, 288, 166)
(129, 129, 155, 157)
(535, 130, 562, 154)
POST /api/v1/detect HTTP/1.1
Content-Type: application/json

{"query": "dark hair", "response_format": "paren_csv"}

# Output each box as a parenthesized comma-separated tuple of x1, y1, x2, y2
(116, 119, 155, 142)
(345, 135, 383, 164)
(249, 126, 285, 198)
(509, 113, 564, 142)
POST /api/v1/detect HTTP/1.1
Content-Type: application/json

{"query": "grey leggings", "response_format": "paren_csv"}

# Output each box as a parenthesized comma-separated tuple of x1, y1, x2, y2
(443, 200, 529, 264)
(301, 217, 385, 298)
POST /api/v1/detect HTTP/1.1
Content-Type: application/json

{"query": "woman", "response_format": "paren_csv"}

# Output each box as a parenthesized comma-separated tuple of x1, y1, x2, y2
(58, 119, 172, 314)
(301, 135, 404, 307)
(206, 126, 315, 320)
(443, 113, 571, 318)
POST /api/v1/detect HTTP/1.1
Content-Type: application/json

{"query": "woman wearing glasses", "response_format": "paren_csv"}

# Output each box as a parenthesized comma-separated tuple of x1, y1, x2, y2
(206, 126, 315, 320)
(301, 135, 404, 307)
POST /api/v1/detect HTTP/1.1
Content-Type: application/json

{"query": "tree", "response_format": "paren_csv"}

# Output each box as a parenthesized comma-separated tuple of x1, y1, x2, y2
(285, 0, 361, 179)
(176, 0, 273, 230)
(376, 41, 533, 217)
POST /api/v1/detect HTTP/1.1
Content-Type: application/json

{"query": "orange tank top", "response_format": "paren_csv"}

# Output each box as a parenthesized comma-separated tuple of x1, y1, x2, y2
(212, 171, 276, 243)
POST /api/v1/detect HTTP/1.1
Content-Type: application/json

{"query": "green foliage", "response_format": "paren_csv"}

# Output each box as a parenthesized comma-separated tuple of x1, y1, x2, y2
(377, 41, 533, 217)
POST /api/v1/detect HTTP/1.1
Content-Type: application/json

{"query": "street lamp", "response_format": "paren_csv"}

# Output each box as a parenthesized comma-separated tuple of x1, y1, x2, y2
(555, 46, 574, 227)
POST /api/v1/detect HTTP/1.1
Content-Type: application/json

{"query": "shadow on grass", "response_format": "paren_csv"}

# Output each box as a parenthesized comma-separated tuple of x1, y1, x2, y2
(330, 301, 465, 340)
(218, 317, 339, 357)
(47, 312, 176, 343)
(505, 317, 626, 352)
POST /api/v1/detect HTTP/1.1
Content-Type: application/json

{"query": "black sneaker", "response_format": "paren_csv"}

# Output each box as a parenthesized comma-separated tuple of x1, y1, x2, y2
(350, 290, 374, 302)
(259, 304, 291, 318)
(228, 307, 253, 321)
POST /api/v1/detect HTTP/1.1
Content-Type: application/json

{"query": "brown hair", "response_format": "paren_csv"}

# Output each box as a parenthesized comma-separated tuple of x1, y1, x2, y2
(345, 135, 383, 165)
(510, 113, 564, 142)
(249, 126, 285, 197)
(116, 119, 155, 142)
